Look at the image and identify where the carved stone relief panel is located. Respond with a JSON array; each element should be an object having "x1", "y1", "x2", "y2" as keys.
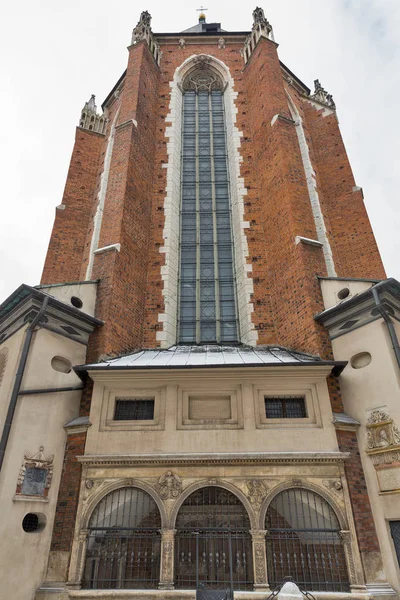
[
  {"x1": 157, "y1": 471, "x2": 182, "y2": 499},
  {"x1": 15, "y1": 446, "x2": 54, "y2": 498},
  {"x1": 246, "y1": 479, "x2": 268, "y2": 510},
  {"x1": 366, "y1": 408, "x2": 400, "y2": 493}
]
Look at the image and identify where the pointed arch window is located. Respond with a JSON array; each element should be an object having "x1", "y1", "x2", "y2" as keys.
[{"x1": 178, "y1": 67, "x2": 239, "y2": 344}]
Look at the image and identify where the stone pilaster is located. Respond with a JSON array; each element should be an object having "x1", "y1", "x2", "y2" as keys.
[
  {"x1": 67, "y1": 528, "x2": 89, "y2": 589},
  {"x1": 159, "y1": 528, "x2": 176, "y2": 590},
  {"x1": 250, "y1": 529, "x2": 269, "y2": 592}
]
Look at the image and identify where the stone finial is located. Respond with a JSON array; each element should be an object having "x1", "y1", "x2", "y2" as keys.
[
  {"x1": 132, "y1": 10, "x2": 152, "y2": 43},
  {"x1": 310, "y1": 79, "x2": 336, "y2": 109},
  {"x1": 252, "y1": 7, "x2": 273, "y2": 36},
  {"x1": 131, "y1": 10, "x2": 161, "y2": 66},
  {"x1": 79, "y1": 94, "x2": 107, "y2": 134},
  {"x1": 242, "y1": 7, "x2": 274, "y2": 64},
  {"x1": 87, "y1": 94, "x2": 96, "y2": 112}
]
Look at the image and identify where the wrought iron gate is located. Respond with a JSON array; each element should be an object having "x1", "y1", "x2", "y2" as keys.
[{"x1": 194, "y1": 531, "x2": 234, "y2": 600}]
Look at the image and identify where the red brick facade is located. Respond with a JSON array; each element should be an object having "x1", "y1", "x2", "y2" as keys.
[{"x1": 41, "y1": 22, "x2": 386, "y2": 583}]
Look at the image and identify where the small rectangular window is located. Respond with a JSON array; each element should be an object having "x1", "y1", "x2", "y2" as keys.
[
  {"x1": 114, "y1": 399, "x2": 155, "y2": 421},
  {"x1": 390, "y1": 521, "x2": 400, "y2": 566},
  {"x1": 264, "y1": 396, "x2": 307, "y2": 419}
]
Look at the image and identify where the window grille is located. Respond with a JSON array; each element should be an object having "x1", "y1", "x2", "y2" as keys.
[
  {"x1": 390, "y1": 521, "x2": 400, "y2": 566},
  {"x1": 114, "y1": 399, "x2": 155, "y2": 421},
  {"x1": 266, "y1": 488, "x2": 350, "y2": 592},
  {"x1": 82, "y1": 487, "x2": 161, "y2": 589},
  {"x1": 175, "y1": 486, "x2": 253, "y2": 590},
  {"x1": 265, "y1": 396, "x2": 306, "y2": 419},
  {"x1": 178, "y1": 76, "x2": 238, "y2": 344}
]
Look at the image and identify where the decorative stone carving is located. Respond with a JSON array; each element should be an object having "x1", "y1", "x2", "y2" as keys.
[
  {"x1": 310, "y1": 79, "x2": 336, "y2": 109},
  {"x1": 79, "y1": 95, "x2": 107, "y2": 134},
  {"x1": 366, "y1": 409, "x2": 400, "y2": 449},
  {"x1": 339, "y1": 530, "x2": 357, "y2": 584},
  {"x1": 182, "y1": 64, "x2": 224, "y2": 92},
  {"x1": 254, "y1": 541, "x2": 266, "y2": 583},
  {"x1": 246, "y1": 479, "x2": 267, "y2": 509},
  {"x1": 16, "y1": 446, "x2": 54, "y2": 497},
  {"x1": 366, "y1": 409, "x2": 400, "y2": 492},
  {"x1": 159, "y1": 529, "x2": 176, "y2": 589},
  {"x1": 162, "y1": 540, "x2": 173, "y2": 578},
  {"x1": 157, "y1": 470, "x2": 182, "y2": 499},
  {"x1": 323, "y1": 479, "x2": 343, "y2": 495},
  {"x1": 85, "y1": 479, "x2": 94, "y2": 489},
  {"x1": 179, "y1": 38, "x2": 185, "y2": 48},
  {"x1": 218, "y1": 37, "x2": 226, "y2": 49}
]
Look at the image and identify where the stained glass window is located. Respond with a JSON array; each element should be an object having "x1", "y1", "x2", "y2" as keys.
[{"x1": 178, "y1": 71, "x2": 238, "y2": 344}]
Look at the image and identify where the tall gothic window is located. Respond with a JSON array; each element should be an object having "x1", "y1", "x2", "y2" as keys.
[
  {"x1": 175, "y1": 486, "x2": 253, "y2": 590},
  {"x1": 178, "y1": 67, "x2": 238, "y2": 344},
  {"x1": 82, "y1": 487, "x2": 161, "y2": 589},
  {"x1": 266, "y1": 488, "x2": 349, "y2": 592}
]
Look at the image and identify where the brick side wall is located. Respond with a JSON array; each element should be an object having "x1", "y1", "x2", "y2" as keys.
[
  {"x1": 41, "y1": 129, "x2": 104, "y2": 285},
  {"x1": 50, "y1": 382, "x2": 93, "y2": 553},
  {"x1": 302, "y1": 101, "x2": 386, "y2": 280},
  {"x1": 337, "y1": 429, "x2": 380, "y2": 554},
  {"x1": 88, "y1": 42, "x2": 161, "y2": 358},
  {"x1": 243, "y1": 39, "x2": 330, "y2": 356},
  {"x1": 50, "y1": 431, "x2": 86, "y2": 552}
]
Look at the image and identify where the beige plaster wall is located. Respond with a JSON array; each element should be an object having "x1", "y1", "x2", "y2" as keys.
[
  {"x1": 332, "y1": 319, "x2": 400, "y2": 592},
  {"x1": 0, "y1": 326, "x2": 87, "y2": 600},
  {"x1": 40, "y1": 282, "x2": 98, "y2": 317},
  {"x1": 0, "y1": 326, "x2": 26, "y2": 429},
  {"x1": 85, "y1": 368, "x2": 340, "y2": 456},
  {"x1": 320, "y1": 279, "x2": 374, "y2": 310}
]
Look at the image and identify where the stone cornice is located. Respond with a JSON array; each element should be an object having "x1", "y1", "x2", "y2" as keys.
[
  {"x1": 85, "y1": 364, "x2": 336, "y2": 383},
  {"x1": 0, "y1": 284, "x2": 103, "y2": 345},
  {"x1": 78, "y1": 451, "x2": 349, "y2": 467},
  {"x1": 315, "y1": 279, "x2": 400, "y2": 340}
]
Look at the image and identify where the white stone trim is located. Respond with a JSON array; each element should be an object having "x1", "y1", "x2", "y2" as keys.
[
  {"x1": 295, "y1": 236, "x2": 324, "y2": 248},
  {"x1": 94, "y1": 243, "x2": 121, "y2": 255},
  {"x1": 286, "y1": 91, "x2": 336, "y2": 277},
  {"x1": 158, "y1": 55, "x2": 257, "y2": 347},
  {"x1": 85, "y1": 108, "x2": 120, "y2": 280}
]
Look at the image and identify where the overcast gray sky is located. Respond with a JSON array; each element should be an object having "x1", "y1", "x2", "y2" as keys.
[{"x1": 0, "y1": 0, "x2": 399, "y2": 301}]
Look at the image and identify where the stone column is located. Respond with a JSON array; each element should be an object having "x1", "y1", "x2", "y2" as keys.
[
  {"x1": 251, "y1": 529, "x2": 269, "y2": 592},
  {"x1": 67, "y1": 528, "x2": 89, "y2": 589},
  {"x1": 159, "y1": 528, "x2": 176, "y2": 590},
  {"x1": 340, "y1": 529, "x2": 366, "y2": 591}
]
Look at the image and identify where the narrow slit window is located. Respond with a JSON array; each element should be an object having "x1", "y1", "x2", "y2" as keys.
[
  {"x1": 264, "y1": 396, "x2": 307, "y2": 419},
  {"x1": 178, "y1": 68, "x2": 238, "y2": 344},
  {"x1": 114, "y1": 399, "x2": 155, "y2": 421}
]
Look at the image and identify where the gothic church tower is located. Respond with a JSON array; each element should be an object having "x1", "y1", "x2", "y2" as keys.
[{"x1": 1, "y1": 9, "x2": 400, "y2": 600}]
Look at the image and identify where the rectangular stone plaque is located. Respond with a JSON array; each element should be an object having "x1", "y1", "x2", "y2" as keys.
[{"x1": 21, "y1": 467, "x2": 47, "y2": 496}]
